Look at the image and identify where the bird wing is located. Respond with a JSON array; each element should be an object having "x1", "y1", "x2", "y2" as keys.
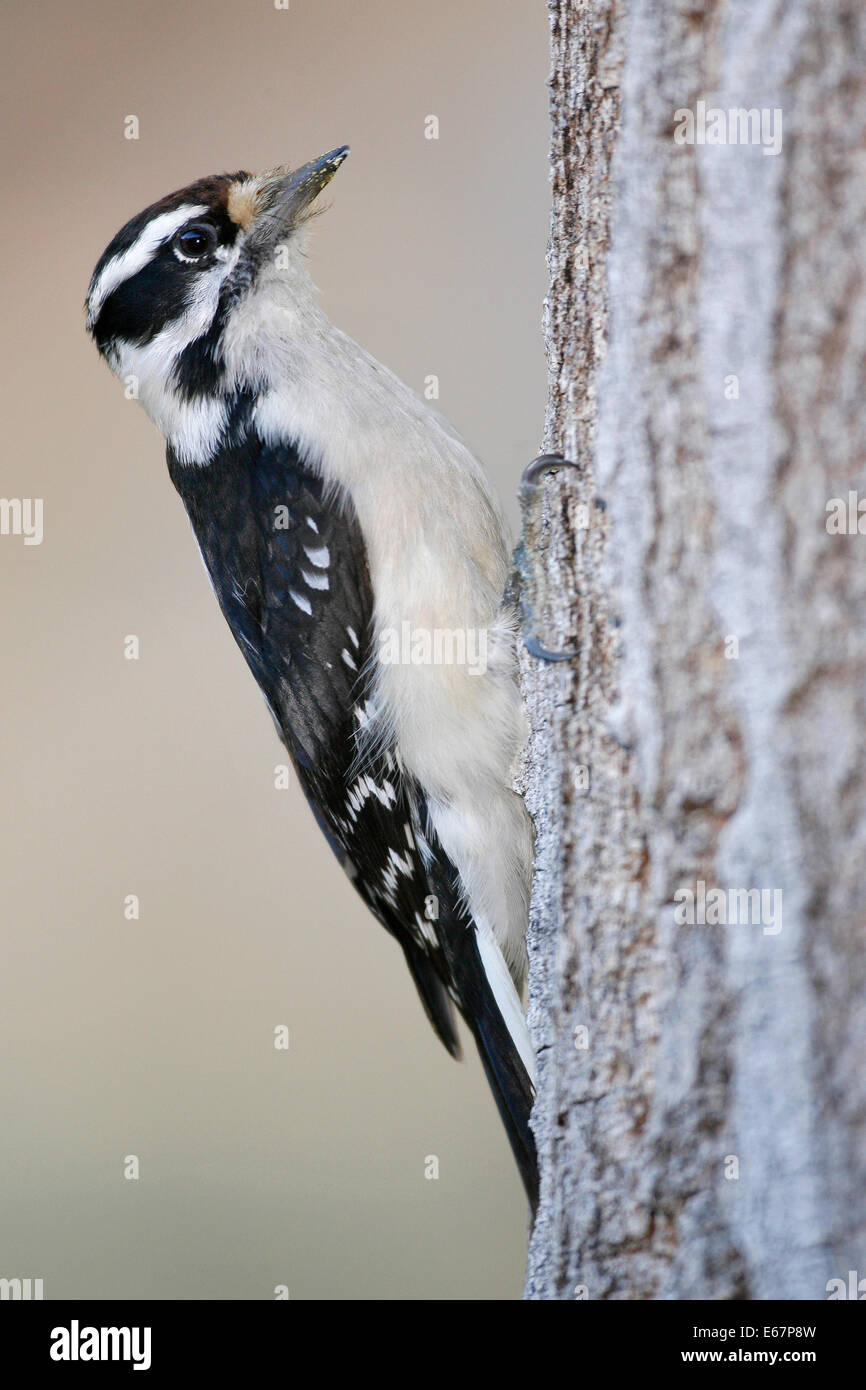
[{"x1": 169, "y1": 432, "x2": 538, "y2": 1206}]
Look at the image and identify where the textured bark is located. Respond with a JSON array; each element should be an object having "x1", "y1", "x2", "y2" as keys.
[{"x1": 520, "y1": 0, "x2": 866, "y2": 1300}]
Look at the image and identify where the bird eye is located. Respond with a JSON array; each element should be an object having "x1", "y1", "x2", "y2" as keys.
[{"x1": 173, "y1": 224, "x2": 218, "y2": 260}]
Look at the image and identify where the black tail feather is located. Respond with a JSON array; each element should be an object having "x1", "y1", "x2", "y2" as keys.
[
  {"x1": 405, "y1": 804, "x2": 539, "y2": 1215},
  {"x1": 402, "y1": 938, "x2": 462, "y2": 1059},
  {"x1": 470, "y1": 986, "x2": 539, "y2": 1218},
  {"x1": 443, "y1": 922, "x2": 539, "y2": 1217}
]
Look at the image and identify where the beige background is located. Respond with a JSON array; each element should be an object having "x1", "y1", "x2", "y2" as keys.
[{"x1": 0, "y1": 0, "x2": 548, "y2": 1299}]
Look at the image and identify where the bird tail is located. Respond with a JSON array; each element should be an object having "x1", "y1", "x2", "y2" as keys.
[
  {"x1": 450, "y1": 922, "x2": 539, "y2": 1217},
  {"x1": 403, "y1": 921, "x2": 538, "y2": 1214},
  {"x1": 406, "y1": 809, "x2": 539, "y2": 1215},
  {"x1": 471, "y1": 1013, "x2": 539, "y2": 1216}
]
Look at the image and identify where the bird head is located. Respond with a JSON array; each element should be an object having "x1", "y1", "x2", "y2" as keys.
[{"x1": 84, "y1": 147, "x2": 349, "y2": 460}]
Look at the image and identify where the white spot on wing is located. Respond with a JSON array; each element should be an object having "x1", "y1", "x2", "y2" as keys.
[
  {"x1": 304, "y1": 544, "x2": 330, "y2": 569},
  {"x1": 289, "y1": 588, "x2": 312, "y2": 615},
  {"x1": 353, "y1": 698, "x2": 377, "y2": 729},
  {"x1": 366, "y1": 776, "x2": 397, "y2": 808},
  {"x1": 388, "y1": 845, "x2": 413, "y2": 874}
]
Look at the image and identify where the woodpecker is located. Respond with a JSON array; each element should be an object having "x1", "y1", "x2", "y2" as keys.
[{"x1": 85, "y1": 147, "x2": 538, "y2": 1211}]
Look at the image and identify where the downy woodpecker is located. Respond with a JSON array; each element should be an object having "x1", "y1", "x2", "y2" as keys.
[{"x1": 85, "y1": 148, "x2": 538, "y2": 1211}]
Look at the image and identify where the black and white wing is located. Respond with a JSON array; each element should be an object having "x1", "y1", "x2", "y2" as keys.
[{"x1": 169, "y1": 430, "x2": 538, "y2": 1208}]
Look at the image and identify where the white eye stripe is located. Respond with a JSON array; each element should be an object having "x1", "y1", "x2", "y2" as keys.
[{"x1": 86, "y1": 203, "x2": 208, "y2": 327}]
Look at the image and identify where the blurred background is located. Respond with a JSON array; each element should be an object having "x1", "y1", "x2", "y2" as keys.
[{"x1": 0, "y1": 0, "x2": 548, "y2": 1298}]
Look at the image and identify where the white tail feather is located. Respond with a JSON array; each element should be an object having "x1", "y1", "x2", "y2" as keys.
[{"x1": 474, "y1": 925, "x2": 537, "y2": 1087}]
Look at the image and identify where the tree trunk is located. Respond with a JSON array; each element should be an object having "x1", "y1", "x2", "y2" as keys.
[{"x1": 520, "y1": 0, "x2": 866, "y2": 1300}]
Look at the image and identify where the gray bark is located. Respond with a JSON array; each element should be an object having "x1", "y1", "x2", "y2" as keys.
[{"x1": 519, "y1": 0, "x2": 866, "y2": 1300}]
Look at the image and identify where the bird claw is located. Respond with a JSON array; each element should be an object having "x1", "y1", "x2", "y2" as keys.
[{"x1": 519, "y1": 454, "x2": 581, "y2": 662}]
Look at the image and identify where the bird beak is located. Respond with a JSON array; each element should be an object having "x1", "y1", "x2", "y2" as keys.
[{"x1": 247, "y1": 146, "x2": 350, "y2": 251}]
